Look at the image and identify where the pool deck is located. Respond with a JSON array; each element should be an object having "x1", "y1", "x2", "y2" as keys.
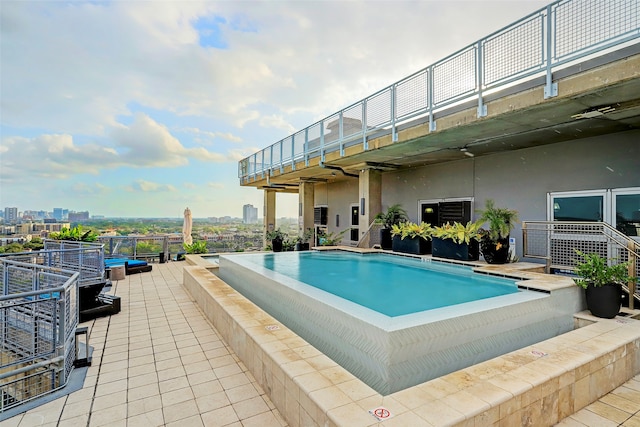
[{"x1": 3, "y1": 257, "x2": 640, "y2": 427}]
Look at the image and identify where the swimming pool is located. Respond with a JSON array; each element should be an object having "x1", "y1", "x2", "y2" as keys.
[
  {"x1": 246, "y1": 251, "x2": 518, "y2": 316},
  {"x1": 218, "y1": 250, "x2": 583, "y2": 394}
]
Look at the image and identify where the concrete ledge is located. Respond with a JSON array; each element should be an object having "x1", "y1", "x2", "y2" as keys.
[{"x1": 183, "y1": 265, "x2": 640, "y2": 427}]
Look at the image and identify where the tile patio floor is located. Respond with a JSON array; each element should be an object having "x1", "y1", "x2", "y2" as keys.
[{"x1": 1, "y1": 261, "x2": 639, "y2": 427}]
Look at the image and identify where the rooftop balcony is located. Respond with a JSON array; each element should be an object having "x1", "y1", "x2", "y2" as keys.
[{"x1": 239, "y1": 0, "x2": 640, "y2": 192}]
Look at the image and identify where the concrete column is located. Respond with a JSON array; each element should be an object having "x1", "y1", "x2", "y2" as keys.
[
  {"x1": 299, "y1": 181, "x2": 315, "y2": 236},
  {"x1": 263, "y1": 190, "x2": 276, "y2": 247},
  {"x1": 358, "y1": 169, "x2": 382, "y2": 240}
]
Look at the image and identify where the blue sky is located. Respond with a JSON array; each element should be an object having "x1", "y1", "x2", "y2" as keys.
[{"x1": 0, "y1": 0, "x2": 548, "y2": 218}]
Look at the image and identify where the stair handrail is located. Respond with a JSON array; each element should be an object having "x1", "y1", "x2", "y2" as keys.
[{"x1": 522, "y1": 220, "x2": 639, "y2": 309}]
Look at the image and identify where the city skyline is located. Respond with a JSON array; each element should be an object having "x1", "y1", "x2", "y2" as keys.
[{"x1": 1, "y1": 0, "x2": 548, "y2": 218}]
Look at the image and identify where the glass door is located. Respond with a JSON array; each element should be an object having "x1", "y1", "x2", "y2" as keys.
[
  {"x1": 612, "y1": 188, "x2": 640, "y2": 242},
  {"x1": 350, "y1": 204, "x2": 359, "y2": 242}
]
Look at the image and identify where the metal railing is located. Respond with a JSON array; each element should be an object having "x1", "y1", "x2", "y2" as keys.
[
  {"x1": 356, "y1": 222, "x2": 384, "y2": 249},
  {"x1": 239, "y1": 0, "x2": 640, "y2": 183},
  {"x1": 0, "y1": 240, "x2": 105, "y2": 289},
  {"x1": 98, "y1": 235, "x2": 180, "y2": 261},
  {"x1": 523, "y1": 221, "x2": 639, "y2": 307},
  {"x1": 0, "y1": 260, "x2": 79, "y2": 413}
]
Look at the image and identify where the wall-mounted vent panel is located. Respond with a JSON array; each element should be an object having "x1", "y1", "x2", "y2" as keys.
[{"x1": 314, "y1": 207, "x2": 328, "y2": 225}]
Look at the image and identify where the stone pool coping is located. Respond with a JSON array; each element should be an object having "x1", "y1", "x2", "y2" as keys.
[{"x1": 183, "y1": 252, "x2": 640, "y2": 426}]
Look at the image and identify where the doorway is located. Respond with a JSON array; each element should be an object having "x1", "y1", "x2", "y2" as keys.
[{"x1": 350, "y1": 204, "x2": 359, "y2": 242}]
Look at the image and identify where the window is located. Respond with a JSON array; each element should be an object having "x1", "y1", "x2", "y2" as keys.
[
  {"x1": 548, "y1": 190, "x2": 608, "y2": 223},
  {"x1": 612, "y1": 188, "x2": 640, "y2": 240},
  {"x1": 420, "y1": 199, "x2": 472, "y2": 226}
]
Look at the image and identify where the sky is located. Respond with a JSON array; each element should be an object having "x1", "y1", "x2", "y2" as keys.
[{"x1": 0, "y1": 0, "x2": 550, "y2": 219}]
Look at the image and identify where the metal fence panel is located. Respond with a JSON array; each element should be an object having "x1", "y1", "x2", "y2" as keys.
[
  {"x1": 366, "y1": 89, "x2": 392, "y2": 129},
  {"x1": 483, "y1": 13, "x2": 544, "y2": 87},
  {"x1": 554, "y1": 0, "x2": 640, "y2": 61},
  {"x1": 1, "y1": 259, "x2": 78, "y2": 414},
  {"x1": 432, "y1": 46, "x2": 477, "y2": 107},
  {"x1": 395, "y1": 70, "x2": 428, "y2": 120}
]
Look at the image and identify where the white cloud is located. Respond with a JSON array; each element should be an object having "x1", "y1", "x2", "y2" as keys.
[
  {"x1": 0, "y1": 0, "x2": 549, "y2": 216},
  {"x1": 126, "y1": 180, "x2": 177, "y2": 193},
  {"x1": 177, "y1": 127, "x2": 243, "y2": 144},
  {"x1": 111, "y1": 113, "x2": 226, "y2": 166},
  {"x1": 259, "y1": 115, "x2": 296, "y2": 135},
  {"x1": 207, "y1": 182, "x2": 225, "y2": 189},
  {"x1": 1, "y1": 0, "x2": 549, "y2": 137},
  {"x1": 227, "y1": 147, "x2": 263, "y2": 162},
  {"x1": 0, "y1": 113, "x2": 227, "y2": 182}
]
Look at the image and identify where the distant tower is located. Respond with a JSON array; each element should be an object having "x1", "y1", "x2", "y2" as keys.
[
  {"x1": 53, "y1": 208, "x2": 64, "y2": 221},
  {"x1": 4, "y1": 207, "x2": 18, "y2": 224},
  {"x1": 243, "y1": 204, "x2": 258, "y2": 224}
]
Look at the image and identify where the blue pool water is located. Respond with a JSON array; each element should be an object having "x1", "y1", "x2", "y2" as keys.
[{"x1": 240, "y1": 251, "x2": 519, "y2": 317}]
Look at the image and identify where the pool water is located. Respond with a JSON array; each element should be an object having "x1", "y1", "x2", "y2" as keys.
[{"x1": 241, "y1": 251, "x2": 519, "y2": 317}]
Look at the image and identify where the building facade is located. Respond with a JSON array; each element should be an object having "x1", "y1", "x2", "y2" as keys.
[
  {"x1": 242, "y1": 204, "x2": 258, "y2": 224},
  {"x1": 237, "y1": 1, "x2": 640, "y2": 257},
  {"x1": 3, "y1": 207, "x2": 18, "y2": 224}
]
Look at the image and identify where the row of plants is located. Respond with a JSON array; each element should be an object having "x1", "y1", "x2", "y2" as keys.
[
  {"x1": 266, "y1": 227, "x2": 349, "y2": 252},
  {"x1": 379, "y1": 200, "x2": 517, "y2": 263}
]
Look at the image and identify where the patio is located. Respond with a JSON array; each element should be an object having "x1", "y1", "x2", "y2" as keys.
[{"x1": 2, "y1": 261, "x2": 639, "y2": 426}]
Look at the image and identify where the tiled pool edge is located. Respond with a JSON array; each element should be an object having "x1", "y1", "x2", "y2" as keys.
[{"x1": 183, "y1": 265, "x2": 640, "y2": 427}]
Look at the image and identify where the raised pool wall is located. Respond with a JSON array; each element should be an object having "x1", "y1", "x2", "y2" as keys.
[
  {"x1": 182, "y1": 262, "x2": 640, "y2": 426},
  {"x1": 217, "y1": 253, "x2": 584, "y2": 395}
]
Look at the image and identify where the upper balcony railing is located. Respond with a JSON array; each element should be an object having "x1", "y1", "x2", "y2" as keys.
[{"x1": 239, "y1": 0, "x2": 640, "y2": 184}]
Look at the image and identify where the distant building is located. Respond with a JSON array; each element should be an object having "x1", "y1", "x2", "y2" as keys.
[
  {"x1": 4, "y1": 207, "x2": 18, "y2": 224},
  {"x1": 68, "y1": 211, "x2": 90, "y2": 222},
  {"x1": 243, "y1": 204, "x2": 258, "y2": 224},
  {"x1": 33, "y1": 222, "x2": 71, "y2": 234},
  {"x1": 53, "y1": 208, "x2": 64, "y2": 221}
]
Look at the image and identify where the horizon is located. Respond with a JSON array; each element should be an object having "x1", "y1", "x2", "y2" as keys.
[{"x1": 1, "y1": 0, "x2": 549, "y2": 218}]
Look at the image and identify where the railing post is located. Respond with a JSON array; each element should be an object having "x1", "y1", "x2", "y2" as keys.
[
  {"x1": 320, "y1": 120, "x2": 325, "y2": 163},
  {"x1": 477, "y1": 41, "x2": 487, "y2": 117},
  {"x1": 628, "y1": 240, "x2": 637, "y2": 310},
  {"x1": 339, "y1": 111, "x2": 344, "y2": 156},
  {"x1": 279, "y1": 141, "x2": 284, "y2": 173},
  {"x1": 362, "y1": 99, "x2": 368, "y2": 150},
  {"x1": 291, "y1": 135, "x2": 296, "y2": 171},
  {"x1": 391, "y1": 85, "x2": 398, "y2": 142},
  {"x1": 544, "y1": 4, "x2": 558, "y2": 99},
  {"x1": 304, "y1": 128, "x2": 309, "y2": 167},
  {"x1": 428, "y1": 66, "x2": 436, "y2": 132}
]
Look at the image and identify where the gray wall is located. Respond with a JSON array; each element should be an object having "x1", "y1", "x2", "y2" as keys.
[
  {"x1": 383, "y1": 130, "x2": 639, "y2": 221},
  {"x1": 314, "y1": 179, "x2": 359, "y2": 239},
  {"x1": 321, "y1": 129, "x2": 639, "y2": 253}
]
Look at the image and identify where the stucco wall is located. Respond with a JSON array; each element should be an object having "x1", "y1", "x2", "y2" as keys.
[
  {"x1": 361, "y1": 129, "x2": 639, "y2": 255},
  {"x1": 313, "y1": 179, "x2": 359, "y2": 239}
]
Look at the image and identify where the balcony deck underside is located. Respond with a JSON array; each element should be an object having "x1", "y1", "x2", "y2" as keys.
[{"x1": 247, "y1": 53, "x2": 640, "y2": 192}]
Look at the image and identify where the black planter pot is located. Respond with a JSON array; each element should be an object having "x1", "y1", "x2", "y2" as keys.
[
  {"x1": 272, "y1": 239, "x2": 283, "y2": 252},
  {"x1": 391, "y1": 235, "x2": 432, "y2": 255},
  {"x1": 295, "y1": 243, "x2": 310, "y2": 251},
  {"x1": 380, "y1": 228, "x2": 393, "y2": 250},
  {"x1": 432, "y1": 237, "x2": 479, "y2": 261},
  {"x1": 480, "y1": 236, "x2": 510, "y2": 264},
  {"x1": 585, "y1": 282, "x2": 622, "y2": 318}
]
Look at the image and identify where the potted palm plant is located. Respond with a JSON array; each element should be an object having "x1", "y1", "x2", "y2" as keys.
[
  {"x1": 476, "y1": 200, "x2": 519, "y2": 264},
  {"x1": 390, "y1": 222, "x2": 433, "y2": 255},
  {"x1": 375, "y1": 204, "x2": 409, "y2": 250},
  {"x1": 266, "y1": 228, "x2": 286, "y2": 252},
  {"x1": 294, "y1": 228, "x2": 314, "y2": 251},
  {"x1": 318, "y1": 229, "x2": 347, "y2": 246},
  {"x1": 573, "y1": 250, "x2": 635, "y2": 318},
  {"x1": 432, "y1": 221, "x2": 482, "y2": 261}
]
